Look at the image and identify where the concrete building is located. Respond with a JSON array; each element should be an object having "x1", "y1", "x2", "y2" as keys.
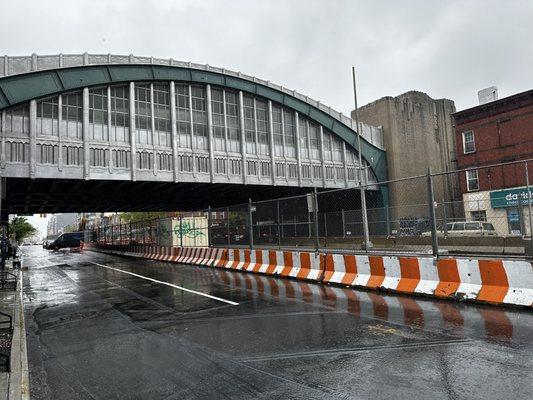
[
  {"x1": 453, "y1": 88, "x2": 533, "y2": 236},
  {"x1": 353, "y1": 91, "x2": 460, "y2": 221},
  {"x1": 46, "y1": 213, "x2": 80, "y2": 236}
]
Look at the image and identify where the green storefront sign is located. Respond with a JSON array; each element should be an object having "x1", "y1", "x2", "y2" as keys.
[{"x1": 490, "y1": 187, "x2": 533, "y2": 208}]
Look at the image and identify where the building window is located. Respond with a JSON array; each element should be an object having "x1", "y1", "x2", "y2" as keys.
[
  {"x1": 196, "y1": 156, "x2": 209, "y2": 173},
  {"x1": 113, "y1": 150, "x2": 129, "y2": 169},
  {"x1": 244, "y1": 95, "x2": 255, "y2": 155},
  {"x1": 176, "y1": 84, "x2": 191, "y2": 148},
  {"x1": 230, "y1": 159, "x2": 242, "y2": 175},
  {"x1": 225, "y1": 91, "x2": 240, "y2": 153},
  {"x1": 466, "y1": 169, "x2": 479, "y2": 191},
  {"x1": 325, "y1": 166, "x2": 334, "y2": 180},
  {"x1": 471, "y1": 210, "x2": 486, "y2": 221},
  {"x1": 215, "y1": 158, "x2": 226, "y2": 174},
  {"x1": 4, "y1": 106, "x2": 29, "y2": 134},
  {"x1": 260, "y1": 161, "x2": 271, "y2": 177},
  {"x1": 180, "y1": 154, "x2": 193, "y2": 172},
  {"x1": 110, "y1": 86, "x2": 130, "y2": 143},
  {"x1": 137, "y1": 151, "x2": 152, "y2": 170},
  {"x1": 90, "y1": 148, "x2": 107, "y2": 167},
  {"x1": 135, "y1": 84, "x2": 152, "y2": 145},
  {"x1": 301, "y1": 164, "x2": 311, "y2": 179},
  {"x1": 256, "y1": 99, "x2": 269, "y2": 155},
  {"x1": 37, "y1": 96, "x2": 59, "y2": 136},
  {"x1": 247, "y1": 160, "x2": 258, "y2": 175},
  {"x1": 288, "y1": 163, "x2": 298, "y2": 178},
  {"x1": 313, "y1": 165, "x2": 322, "y2": 179},
  {"x1": 37, "y1": 144, "x2": 58, "y2": 164},
  {"x1": 462, "y1": 130, "x2": 475, "y2": 154},
  {"x1": 275, "y1": 162, "x2": 285, "y2": 177},
  {"x1": 89, "y1": 88, "x2": 108, "y2": 141},
  {"x1": 211, "y1": 88, "x2": 226, "y2": 152},
  {"x1": 6, "y1": 142, "x2": 28, "y2": 162},
  {"x1": 157, "y1": 153, "x2": 172, "y2": 171},
  {"x1": 63, "y1": 146, "x2": 82, "y2": 166},
  {"x1": 62, "y1": 92, "x2": 83, "y2": 139},
  {"x1": 153, "y1": 84, "x2": 171, "y2": 147},
  {"x1": 192, "y1": 86, "x2": 208, "y2": 151}
]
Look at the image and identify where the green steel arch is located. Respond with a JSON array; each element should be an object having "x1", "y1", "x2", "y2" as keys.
[{"x1": 0, "y1": 64, "x2": 387, "y2": 183}]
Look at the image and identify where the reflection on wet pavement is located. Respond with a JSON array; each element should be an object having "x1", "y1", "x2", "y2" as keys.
[{"x1": 20, "y1": 246, "x2": 533, "y2": 400}]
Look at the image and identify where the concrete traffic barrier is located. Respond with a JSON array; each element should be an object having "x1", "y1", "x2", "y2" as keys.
[{"x1": 323, "y1": 253, "x2": 533, "y2": 307}]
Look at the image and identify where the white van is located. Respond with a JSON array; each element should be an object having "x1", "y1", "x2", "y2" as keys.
[{"x1": 422, "y1": 221, "x2": 497, "y2": 237}]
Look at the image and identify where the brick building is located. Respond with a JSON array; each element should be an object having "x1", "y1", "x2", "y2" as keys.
[{"x1": 453, "y1": 89, "x2": 533, "y2": 235}]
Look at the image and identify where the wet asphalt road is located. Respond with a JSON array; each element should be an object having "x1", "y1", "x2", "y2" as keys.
[{"x1": 20, "y1": 246, "x2": 533, "y2": 400}]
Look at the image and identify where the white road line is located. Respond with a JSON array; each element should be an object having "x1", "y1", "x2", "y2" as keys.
[{"x1": 90, "y1": 262, "x2": 239, "y2": 306}]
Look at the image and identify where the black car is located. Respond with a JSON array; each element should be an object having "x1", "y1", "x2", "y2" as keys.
[{"x1": 48, "y1": 232, "x2": 85, "y2": 251}]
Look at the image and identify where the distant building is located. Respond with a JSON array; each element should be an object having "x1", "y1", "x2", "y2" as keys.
[
  {"x1": 46, "y1": 213, "x2": 80, "y2": 237},
  {"x1": 354, "y1": 91, "x2": 460, "y2": 221},
  {"x1": 453, "y1": 88, "x2": 533, "y2": 236}
]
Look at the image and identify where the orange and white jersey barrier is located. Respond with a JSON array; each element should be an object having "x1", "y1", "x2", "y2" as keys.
[{"x1": 323, "y1": 254, "x2": 533, "y2": 307}]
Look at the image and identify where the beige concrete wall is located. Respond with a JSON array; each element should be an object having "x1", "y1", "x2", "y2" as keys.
[{"x1": 354, "y1": 91, "x2": 460, "y2": 221}]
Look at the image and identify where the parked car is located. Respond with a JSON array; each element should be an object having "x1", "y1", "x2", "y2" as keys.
[
  {"x1": 422, "y1": 221, "x2": 497, "y2": 237},
  {"x1": 47, "y1": 232, "x2": 85, "y2": 250}
]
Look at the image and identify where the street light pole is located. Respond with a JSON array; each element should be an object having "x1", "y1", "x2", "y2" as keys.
[{"x1": 352, "y1": 67, "x2": 372, "y2": 250}]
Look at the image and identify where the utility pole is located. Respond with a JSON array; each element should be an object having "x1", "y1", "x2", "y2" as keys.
[{"x1": 352, "y1": 67, "x2": 372, "y2": 249}]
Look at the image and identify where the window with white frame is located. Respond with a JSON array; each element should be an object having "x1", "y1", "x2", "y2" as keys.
[
  {"x1": 466, "y1": 169, "x2": 479, "y2": 191},
  {"x1": 462, "y1": 130, "x2": 475, "y2": 154}
]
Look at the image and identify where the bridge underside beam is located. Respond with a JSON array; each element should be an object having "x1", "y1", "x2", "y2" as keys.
[{"x1": 4, "y1": 178, "x2": 317, "y2": 214}]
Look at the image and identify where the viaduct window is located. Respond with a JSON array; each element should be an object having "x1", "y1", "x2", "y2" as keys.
[
  {"x1": 153, "y1": 84, "x2": 171, "y2": 147},
  {"x1": 211, "y1": 88, "x2": 225, "y2": 152},
  {"x1": 63, "y1": 146, "x2": 82, "y2": 166},
  {"x1": 244, "y1": 95, "x2": 255, "y2": 155},
  {"x1": 135, "y1": 84, "x2": 152, "y2": 145},
  {"x1": 89, "y1": 88, "x2": 108, "y2": 141},
  {"x1": 175, "y1": 84, "x2": 191, "y2": 148},
  {"x1": 283, "y1": 110, "x2": 296, "y2": 158},
  {"x1": 309, "y1": 123, "x2": 320, "y2": 160},
  {"x1": 110, "y1": 86, "x2": 129, "y2": 143},
  {"x1": 3, "y1": 106, "x2": 29, "y2": 134},
  {"x1": 6, "y1": 141, "x2": 28, "y2": 162},
  {"x1": 255, "y1": 99, "x2": 269, "y2": 156},
  {"x1": 299, "y1": 116, "x2": 309, "y2": 159},
  {"x1": 37, "y1": 144, "x2": 58, "y2": 164},
  {"x1": 62, "y1": 92, "x2": 83, "y2": 139},
  {"x1": 37, "y1": 97, "x2": 59, "y2": 136},
  {"x1": 191, "y1": 86, "x2": 208, "y2": 151},
  {"x1": 272, "y1": 104, "x2": 283, "y2": 156},
  {"x1": 90, "y1": 148, "x2": 107, "y2": 167},
  {"x1": 225, "y1": 91, "x2": 240, "y2": 153}
]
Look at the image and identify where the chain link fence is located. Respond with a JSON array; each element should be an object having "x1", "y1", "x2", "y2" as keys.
[{"x1": 92, "y1": 159, "x2": 533, "y2": 258}]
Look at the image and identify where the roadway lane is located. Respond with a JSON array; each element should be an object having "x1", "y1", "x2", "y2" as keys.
[{"x1": 21, "y1": 246, "x2": 533, "y2": 399}]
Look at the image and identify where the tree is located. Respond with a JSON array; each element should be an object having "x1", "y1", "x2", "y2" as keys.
[
  {"x1": 8, "y1": 217, "x2": 37, "y2": 243},
  {"x1": 120, "y1": 212, "x2": 170, "y2": 223}
]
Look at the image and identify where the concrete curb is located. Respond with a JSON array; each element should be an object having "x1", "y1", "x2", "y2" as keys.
[{"x1": 8, "y1": 270, "x2": 29, "y2": 400}]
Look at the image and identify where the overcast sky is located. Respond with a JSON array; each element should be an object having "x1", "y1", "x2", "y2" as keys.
[{"x1": 2, "y1": 0, "x2": 532, "y2": 114}]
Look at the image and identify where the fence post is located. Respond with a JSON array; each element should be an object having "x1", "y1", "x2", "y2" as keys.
[
  {"x1": 385, "y1": 206, "x2": 390, "y2": 237},
  {"x1": 427, "y1": 167, "x2": 439, "y2": 257},
  {"x1": 524, "y1": 161, "x2": 533, "y2": 257},
  {"x1": 226, "y1": 206, "x2": 230, "y2": 247},
  {"x1": 207, "y1": 206, "x2": 212, "y2": 248},
  {"x1": 442, "y1": 199, "x2": 448, "y2": 236},
  {"x1": 313, "y1": 187, "x2": 320, "y2": 252},
  {"x1": 248, "y1": 198, "x2": 254, "y2": 250},
  {"x1": 179, "y1": 213, "x2": 183, "y2": 248},
  {"x1": 341, "y1": 209, "x2": 346, "y2": 238},
  {"x1": 276, "y1": 200, "x2": 281, "y2": 249}
]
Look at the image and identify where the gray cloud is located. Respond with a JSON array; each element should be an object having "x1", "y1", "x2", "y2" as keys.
[{"x1": 2, "y1": 0, "x2": 532, "y2": 112}]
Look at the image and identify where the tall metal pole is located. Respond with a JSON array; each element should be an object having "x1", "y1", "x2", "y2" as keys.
[
  {"x1": 352, "y1": 67, "x2": 372, "y2": 249},
  {"x1": 207, "y1": 206, "x2": 212, "y2": 248}
]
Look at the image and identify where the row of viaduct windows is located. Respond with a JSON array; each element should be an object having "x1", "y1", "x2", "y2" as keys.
[{"x1": 0, "y1": 82, "x2": 356, "y2": 165}]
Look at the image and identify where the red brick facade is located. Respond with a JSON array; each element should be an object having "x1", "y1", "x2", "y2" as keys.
[{"x1": 453, "y1": 89, "x2": 533, "y2": 194}]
